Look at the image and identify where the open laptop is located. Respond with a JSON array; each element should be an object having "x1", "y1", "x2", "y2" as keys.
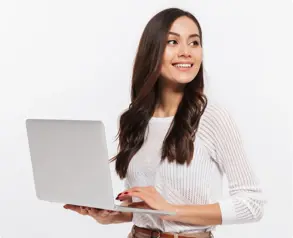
[{"x1": 25, "y1": 119, "x2": 176, "y2": 216}]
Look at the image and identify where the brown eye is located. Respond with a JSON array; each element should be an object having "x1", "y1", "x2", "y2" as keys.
[
  {"x1": 191, "y1": 41, "x2": 199, "y2": 46},
  {"x1": 167, "y1": 40, "x2": 177, "y2": 45}
]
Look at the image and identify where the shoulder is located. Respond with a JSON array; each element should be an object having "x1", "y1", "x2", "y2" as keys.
[
  {"x1": 199, "y1": 98, "x2": 234, "y2": 134},
  {"x1": 196, "y1": 98, "x2": 241, "y2": 158}
]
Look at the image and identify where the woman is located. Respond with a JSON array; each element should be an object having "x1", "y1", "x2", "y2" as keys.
[{"x1": 64, "y1": 7, "x2": 266, "y2": 238}]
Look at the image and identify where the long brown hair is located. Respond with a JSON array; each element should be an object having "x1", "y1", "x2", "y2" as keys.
[{"x1": 111, "y1": 8, "x2": 207, "y2": 179}]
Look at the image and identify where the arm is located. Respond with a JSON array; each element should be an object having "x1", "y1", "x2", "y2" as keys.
[
  {"x1": 111, "y1": 199, "x2": 133, "y2": 224},
  {"x1": 164, "y1": 106, "x2": 266, "y2": 225}
]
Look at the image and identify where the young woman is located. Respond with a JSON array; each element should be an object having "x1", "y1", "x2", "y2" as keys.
[{"x1": 64, "y1": 7, "x2": 266, "y2": 238}]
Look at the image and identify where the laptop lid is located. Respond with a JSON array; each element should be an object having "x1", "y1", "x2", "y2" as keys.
[{"x1": 25, "y1": 119, "x2": 116, "y2": 210}]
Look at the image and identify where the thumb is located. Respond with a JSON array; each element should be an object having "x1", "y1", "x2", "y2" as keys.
[
  {"x1": 159, "y1": 215, "x2": 175, "y2": 221},
  {"x1": 127, "y1": 201, "x2": 149, "y2": 209}
]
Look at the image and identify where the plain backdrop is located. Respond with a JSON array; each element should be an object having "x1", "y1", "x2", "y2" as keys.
[{"x1": 0, "y1": 0, "x2": 292, "y2": 237}]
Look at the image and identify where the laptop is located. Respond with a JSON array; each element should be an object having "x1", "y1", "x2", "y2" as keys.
[{"x1": 25, "y1": 119, "x2": 176, "y2": 216}]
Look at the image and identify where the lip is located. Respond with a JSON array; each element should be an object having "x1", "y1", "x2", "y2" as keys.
[
  {"x1": 172, "y1": 62, "x2": 194, "y2": 65},
  {"x1": 172, "y1": 62, "x2": 194, "y2": 72}
]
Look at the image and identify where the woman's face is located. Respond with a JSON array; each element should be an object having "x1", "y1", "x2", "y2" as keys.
[{"x1": 160, "y1": 16, "x2": 203, "y2": 86}]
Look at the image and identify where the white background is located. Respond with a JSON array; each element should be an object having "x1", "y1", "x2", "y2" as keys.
[{"x1": 0, "y1": 0, "x2": 292, "y2": 237}]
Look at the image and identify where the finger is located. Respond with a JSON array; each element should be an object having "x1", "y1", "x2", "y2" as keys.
[
  {"x1": 120, "y1": 191, "x2": 149, "y2": 202},
  {"x1": 126, "y1": 186, "x2": 155, "y2": 194},
  {"x1": 117, "y1": 189, "x2": 148, "y2": 201},
  {"x1": 116, "y1": 186, "x2": 148, "y2": 197},
  {"x1": 99, "y1": 210, "x2": 109, "y2": 217},
  {"x1": 160, "y1": 215, "x2": 176, "y2": 221},
  {"x1": 64, "y1": 204, "x2": 78, "y2": 210},
  {"x1": 127, "y1": 201, "x2": 150, "y2": 209},
  {"x1": 64, "y1": 204, "x2": 82, "y2": 213},
  {"x1": 127, "y1": 201, "x2": 144, "y2": 208},
  {"x1": 87, "y1": 208, "x2": 95, "y2": 215},
  {"x1": 117, "y1": 194, "x2": 132, "y2": 201},
  {"x1": 79, "y1": 207, "x2": 89, "y2": 215},
  {"x1": 99, "y1": 209, "x2": 118, "y2": 217},
  {"x1": 120, "y1": 187, "x2": 145, "y2": 194},
  {"x1": 88, "y1": 208, "x2": 103, "y2": 217},
  {"x1": 108, "y1": 211, "x2": 121, "y2": 216},
  {"x1": 87, "y1": 207, "x2": 103, "y2": 212}
]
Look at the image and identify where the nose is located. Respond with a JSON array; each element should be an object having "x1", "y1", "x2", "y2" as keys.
[{"x1": 178, "y1": 44, "x2": 191, "y2": 58}]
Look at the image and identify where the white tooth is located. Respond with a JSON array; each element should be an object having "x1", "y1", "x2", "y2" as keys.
[{"x1": 175, "y1": 64, "x2": 191, "y2": 68}]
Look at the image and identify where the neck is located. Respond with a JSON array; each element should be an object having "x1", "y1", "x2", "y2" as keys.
[{"x1": 153, "y1": 79, "x2": 185, "y2": 118}]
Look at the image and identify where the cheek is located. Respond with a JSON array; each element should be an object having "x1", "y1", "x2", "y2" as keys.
[
  {"x1": 193, "y1": 48, "x2": 203, "y2": 63},
  {"x1": 161, "y1": 50, "x2": 173, "y2": 67},
  {"x1": 160, "y1": 51, "x2": 174, "y2": 74},
  {"x1": 160, "y1": 64, "x2": 171, "y2": 79}
]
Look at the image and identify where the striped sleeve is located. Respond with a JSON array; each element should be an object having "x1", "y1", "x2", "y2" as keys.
[
  {"x1": 208, "y1": 104, "x2": 266, "y2": 225},
  {"x1": 124, "y1": 178, "x2": 131, "y2": 189}
]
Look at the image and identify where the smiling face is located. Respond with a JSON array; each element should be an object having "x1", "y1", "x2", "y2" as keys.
[{"x1": 160, "y1": 16, "x2": 203, "y2": 86}]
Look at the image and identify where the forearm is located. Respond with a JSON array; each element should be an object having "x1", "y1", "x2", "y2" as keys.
[
  {"x1": 112, "y1": 211, "x2": 133, "y2": 224},
  {"x1": 168, "y1": 203, "x2": 222, "y2": 226}
]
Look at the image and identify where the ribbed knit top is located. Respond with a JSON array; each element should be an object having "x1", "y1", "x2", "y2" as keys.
[{"x1": 124, "y1": 100, "x2": 266, "y2": 233}]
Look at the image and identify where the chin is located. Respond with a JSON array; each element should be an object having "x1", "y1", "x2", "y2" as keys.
[
  {"x1": 159, "y1": 73, "x2": 196, "y2": 86},
  {"x1": 174, "y1": 77, "x2": 195, "y2": 84}
]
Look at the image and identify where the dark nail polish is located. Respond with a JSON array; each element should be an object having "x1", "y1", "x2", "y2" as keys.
[{"x1": 124, "y1": 192, "x2": 128, "y2": 194}]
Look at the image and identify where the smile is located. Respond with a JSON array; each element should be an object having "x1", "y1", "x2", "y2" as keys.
[{"x1": 172, "y1": 63, "x2": 194, "y2": 71}]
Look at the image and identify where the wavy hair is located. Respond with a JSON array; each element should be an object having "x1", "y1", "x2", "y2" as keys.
[{"x1": 111, "y1": 8, "x2": 207, "y2": 179}]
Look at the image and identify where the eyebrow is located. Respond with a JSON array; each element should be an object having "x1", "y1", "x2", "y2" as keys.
[{"x1": 168, "y1": 31, "x2": 200, "y2": 39}]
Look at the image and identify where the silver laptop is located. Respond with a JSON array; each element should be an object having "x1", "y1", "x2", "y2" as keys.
[{"x1": 25, "y1": 119, "x2": 176, "y2": 216}]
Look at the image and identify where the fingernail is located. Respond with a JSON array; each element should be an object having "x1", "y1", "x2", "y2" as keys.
[
  {"x1": 123, "y1": 192, "x2": 128, "y2": 194},
  {"x1": 115, "y1": 193, "x2": 121, "y2": 199}
]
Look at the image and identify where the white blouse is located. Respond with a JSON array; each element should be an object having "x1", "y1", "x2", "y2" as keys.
[{"x1": 124, "y1": 100, "x2": 266, "y2": 233}]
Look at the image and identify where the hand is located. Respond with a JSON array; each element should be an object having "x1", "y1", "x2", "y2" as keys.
[
  {"x1": 63, "y1": 204, "x2": 122, "y2": 225},
  {"x1": 116, "y1": 186, "x2": 177, "y2": 220}
]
